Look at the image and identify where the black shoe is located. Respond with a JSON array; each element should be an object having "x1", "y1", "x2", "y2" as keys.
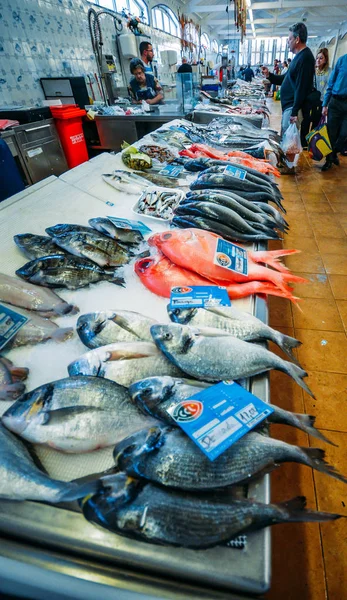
[
  {"x1": 332, "y1": 154, "x2": 340, "y2": 166},
  {"x1": 322, "y1": 159, "x2": 333, "y2": 171}
]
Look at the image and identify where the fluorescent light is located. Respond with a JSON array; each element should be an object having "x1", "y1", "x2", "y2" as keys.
[
  {"x1": 308, "y1": 35, "x2": 318, "y2": 38},
  {"x1": 246, "y1": 0, "x2": 251, "y2": 7},
  {"x1": 248, "y1": 8, "x2": 253, "y2": 20}
]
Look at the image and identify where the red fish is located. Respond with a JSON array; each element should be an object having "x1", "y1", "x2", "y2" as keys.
[
  {"x1": 148, "y1": 229, "x2": 307, "y2": 293},
  {"x1": 134, "y1": 254, "x2": 300, "y2": 302}
]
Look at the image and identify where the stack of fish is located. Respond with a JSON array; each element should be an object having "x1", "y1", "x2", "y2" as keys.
[
  {"x1": 13, "y1": 217, "x2": 145, "y2": 291},
  {"x1": 135, "y1": 229, "x2": 305, "y2": 302},
  {"x1": 103, "y1": 169, "x2": 179, "y2": 193},
  {"x1": 135, "y1": 188, "x2": 185, "y2": 220},
  {"x1": 180, "y1": 144, "x2": 280, "y2": 177}
]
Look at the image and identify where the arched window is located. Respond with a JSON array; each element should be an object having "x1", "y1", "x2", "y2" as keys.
[
  {"x1": 86, "y1": 0, "x2": 149, "y2": 24},
  {"x1": 152, "y1": 5, "x2": 179, "y2": 37},
  {"x1": 184, "y1": 22, "x2": 199, "y2": 46},
  {"x1": 212, "y1": 39, "x2": 218, "y2": 53},
  {"x1": 200, "y1": 32, "x2": 210, "y2": 50}
]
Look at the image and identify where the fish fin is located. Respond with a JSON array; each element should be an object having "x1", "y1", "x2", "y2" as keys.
[
  {"x1": 110, "y1": 314, "x2": 142, "y2": 340},
  {"x1": 299, "y1": 447, "x2": 347, "y2": 483},
  {"x1": 181, "y1": 332, "x2": 195, "y2": 353},
  {"x1": 108, "y1": 348, "x2": 157, "y2": 361},
  {"x1": 278, "y1": 496, "x2": 343, "y2": 523},
  {"x1": 282, "y1": 362, "x2": 315, "y2": 398},
  {"x1": 290, "y1": 414, "x2": 337, "y2": 446},
  {"x1": 250, "y1": 249, "x2": 301, "y2": 272},
  {"x1": 107, "y1": 273, "x2": 126, "y2": 287},
  {"x1": 0, "y1": 382, "x2": 26, "y2": 401},
  {"x1": 275, "y1": 331, "x2": 302, "y2": 363},
  {"x1": 7, "y1": 366, "x2": 29, "y2": 382},
  {"x1": 59, "y1": 477, "x2": 105, "y2": 503},
  {"x1": 42, "y1": 406, "x2": 101, "y2": 426},
  {"x1": 51, "y1": 327, "x2": 74, "y2": 342}
]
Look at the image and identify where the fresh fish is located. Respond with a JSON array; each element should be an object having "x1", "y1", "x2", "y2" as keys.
[
  {"x1": 82, "y1": 473, "x2": 342, "y2": 549},
  {"x1": 133, "y1": 170, "x2": 178, "y2": 188},
  {"x1": 2, "y1": 376, "x2": 157, "y2": 453},
  {"x1": 52, "y1": 231, "x2": 131, "y2": 268},
  {"x1": 0, "y1": 357, "x2": 29, "y2": 382},
  {"x1": 68, "y1": 341, "x2": 184, "y2": 387},
  {"x1": 0, "y1": 424, "x2": 102, "y2": 502},
  {"x1": 102, "y1": 171, "x2": 148, "y2": 195},
  {"x1": 137, "y1": 188, "x2": 183, "y2": 220},
  {"x1": 13, "y1": 234, "x2": 66, "y2": 259},
  {"x1": 46, "y1": 224, "x2": 95, "y2": 237},
  {"x1": 167, "y1": 305, "x2": 301, "y2": 362},
  {"x1": 150, "y1": 323, "x2": 314, "y2": 397},
  {"x1": 16, "y1": 255, "x2": 125, "y2": 290},
  {"x1": 0, "y1": 272, "x2": 78, "y2": 316},
  {"x1": 114, "y1": 426, "x2": 347, "y2": 490},
  {"x1": 77, "y1": 310, "x2": 157, "y2": 349},
  {"x1": 88, "y1": 218, "x2": 143, "y2": 245},
  {"x1": 135, "y1": 255, "x2": 300, "y2": 303},
  {"x1": 0, "y1": 302, "x2": 73, "y2": 348},
  {"x1": 0, "y1": 359, "x2": 25, "y2": 401},
  {"x1": 129, "y1": 376, "x2": 334, "y2": 444}
]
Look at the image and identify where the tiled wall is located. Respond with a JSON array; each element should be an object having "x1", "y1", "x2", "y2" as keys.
[{"x1": 0, "y1": 0, "x2": 121, "y2": 106}]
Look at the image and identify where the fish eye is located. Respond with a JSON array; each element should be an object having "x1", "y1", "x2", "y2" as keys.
[
  {"x1": 173, "y1": 309, "x2": 180, "y2": 316},
  {"x1": 138, "y1": 259, "x2": 153, "y2": 272},
  {"x1": 122, "y1": 443, "x2": 137, "y2": 458},
  {"x1": 164, "y1": 332, "x2": 173, "y2": 341},
  {"x1": 163, "y1": 233, "x2": 172, "y2": 240}
]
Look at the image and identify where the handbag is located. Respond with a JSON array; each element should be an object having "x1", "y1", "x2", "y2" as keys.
[{"x1": 306, "y1": 116, "x2": 332, "y2": 161}]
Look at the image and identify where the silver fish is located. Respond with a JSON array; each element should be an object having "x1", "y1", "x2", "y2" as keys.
[
  {"x1": 16, "y1": 255, "x2": 125, "y2": 290},
  {"x1": 82, "y1": 473, "x2": 342, "y2": 549},
  {"x1": 0, "y1": 272, "x2": 78, "y2": 316},
  {"x1": 0, "y1": 424, "x2": 101, "y2": 502},
  {"x1": 88, "y1": 218, "x2": 143, "y2": 245},
  {"x1": 129, "y1": 376, "x2": 333, "y2": 444},
  {"x1": 114, "y1": 426, "x2": 347, "y2": 490},
  {"x1": 77, "y1": 310, "x2": 157, "y2": 349},
  {"x1": 0, "y1": 359, "x2": 25, "y2": 401},
  {"x1": 68, "y1": 342, "x2": 184, "y2": 387},
  {"x1": 150, "y1": 323, "x2": 314, "y2": 397},
  {"x1": 0, "y1": 302, "x2": 73, "y2": 347},
  {"x1": 102, "y1": 170, "x2": 149, "y2": 195},
  {"x1": 2, "y1": 376, "x2": 157, "y2": 453},
  {"x1": 45, "y1": 224, "x2": 95, "y2": 237},
  {"x1": 167, "y1": 305, "x2": 301, "y2": 363},
  {"x1": 53, "y1": 231, "x2": 131, "y2": 268},
  {"x1": 13, "y1": 234, "x2": 66, "y2": 259}
]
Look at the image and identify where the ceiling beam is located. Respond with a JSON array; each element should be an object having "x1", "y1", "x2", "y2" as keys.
[
  {"x1": 192, "y1": 0, "x2": 347, "y2": 12},
  {"x1": 210, "y1": 16, "x2": 342, "y2": 25}
]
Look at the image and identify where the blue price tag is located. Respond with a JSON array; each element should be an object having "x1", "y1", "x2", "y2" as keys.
[
  {"x1": 224, "y1": 164, "x2": 247, "y2": 180},
  {"x1": 159, "y1": 164, "x2": 184, "y2": 178},
  {"x1": 167, "y1": 381, "x2": 273, "y2": 461},
  {"x1": 0, "y1": 304, "x2": 29, "y2": 350},
  {"x1": 214, "y1": 238, "x2": 248, "y2": 275},
  {"x1": 107, "y1": 216, "x2": 152, "y2": 235},
  {"x1": 169, "y1": 285, "x2": 231, "y2": 309}
]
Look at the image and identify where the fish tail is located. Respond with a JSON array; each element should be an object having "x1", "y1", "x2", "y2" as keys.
[
  {"x1": 280, "y1": 362, "x2": 315, "y2": 397},
  {"x1": 274, "y1": 331, "x2": 302, "y2": 363},
  {"x1": 250, "y1": 249, "x2": 301, "y2": 272},
  {"x1": 60, "y1": 474, "x2": 109, "y2": 502},
  {"x1": 297, "y1": 448, "x2": 347, "y2": 484},
  {"x1": 106, "y1": 271, "x2": 126, "y2": 287},
  {"x1": 280, "y1": 272, "x2": 309, "y2": 286},
  {"x1": 278, "y1": 496, "x2": 343, "y2": 523},
  {"x1": 51, "y1": 327, "x2": 74, "y2": 342},
  {"x1": 290, "y1": 414, "x2": 336, "y2": 446},
  {"x1": 60, "y1": 303, "x2": 79, "y2": 316}
]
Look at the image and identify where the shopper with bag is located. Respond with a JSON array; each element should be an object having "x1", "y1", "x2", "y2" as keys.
[
  {"x1": 321, "y1": 53, "x2": 347, "y2": 171},
  {"x1": 262, "y1": 22, "x2": 315, "y2": 141},
  {"x1": 300, "y1": 49, "x2": 329, "y2": 148}
]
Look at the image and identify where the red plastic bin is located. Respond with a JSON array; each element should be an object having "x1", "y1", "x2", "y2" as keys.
[{"x1": 50, "y1": 104, "x2": 88, "y2": 169}]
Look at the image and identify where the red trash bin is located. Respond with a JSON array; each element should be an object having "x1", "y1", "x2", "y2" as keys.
[{"x1": 50, "y1": 104, "x2": 88, "y2": 168}]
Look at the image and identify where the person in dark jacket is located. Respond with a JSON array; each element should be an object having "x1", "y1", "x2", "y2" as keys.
[
  {"x1": 243, "y1": 63, "x2": 254, "y2": 83},
  {"x1": 321, "y1": 53, "x2": 347, "y2": 171},
  {"x1": 128, "y1": 58, "x2": 163, "y2": 104},
  {"x1": 262, "y1": 22, "x2": 315, "y2": 136},
  {"x1": 177, "y1": 57, "x2": 192, "y2": 74}
]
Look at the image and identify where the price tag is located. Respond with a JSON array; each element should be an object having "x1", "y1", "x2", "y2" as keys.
[
  {"x1": 167, "y1": 381, "x2": 273, "y2": 461},
  {"x1": 169, "y1": 285, "x2": 231, "y2": 309},
  {"x1": 224, "y1": 164, "x2": 247, "y2": 180},
  {"x1": 214, "y1": 238, "x2": 248, "y2": 276},
  {"x1": 107, "y1": 216, "x2": 152, "y2": 235},
  {"x1": 159, "y1": 164, "x2": 184, "y2": 178},
  {"x1": 0, "y1": 304, "x2": 29, "y2": 350}
]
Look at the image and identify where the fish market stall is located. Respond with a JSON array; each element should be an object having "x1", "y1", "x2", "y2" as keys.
[{"x1": 0, "y1": 133, "x2": 272, "y2": 598}]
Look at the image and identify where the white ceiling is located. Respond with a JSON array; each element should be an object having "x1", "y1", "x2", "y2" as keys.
[{"x1": 188, "y1": 0, "x2": 347, "y2": 41}]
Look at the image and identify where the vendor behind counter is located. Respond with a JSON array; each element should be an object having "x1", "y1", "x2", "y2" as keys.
[{"x1": 128, "y1": 58, "x2": 164, "y2": 105}]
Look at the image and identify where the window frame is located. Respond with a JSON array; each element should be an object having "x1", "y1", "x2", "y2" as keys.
[
  {"x1": 86, "y1": 0, "x2": 149, "y2": 25},
  {"x1": 151, "y1": 4, "x2": 180, "y2": 38}
]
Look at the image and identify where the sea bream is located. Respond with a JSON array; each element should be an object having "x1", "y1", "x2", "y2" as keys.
[
  {"x1": 129, "y1": 376, "x2": 334, "y2": 444},
  {"x1": 52, "y1": 230, "x2": 132, "y2": 268},
  {"x1": 0, "y1": 424, "x2": 102, "y2": 502},
  {"x1": 167, "y1": 305, "x2": 301, "y2": 362},
  {"x1": 88, "y1": 217, "x2": 144, "y2": 245},
  {"x1": 81, "y1": 472, "x2": 342, "y2": 549},
  {"x1": 13, "y1": 233, "x2": 66, "y2": 259},
  {"x1": 68, "y1": 341, "x2": 185, "y2": 387},
  {"x1": 2, "y1": 376, "x2": 157, "y2": 453},
  {"x1": 151, "y1": 323, "x2": 314, "y2": 397},
  {"x1": 0, "y1": 272, "x2": 78, "y2": 316},
  {"x1": 77, "y1": 310, "x2": 157, "y2": 349},
  {"x1": 114, "y1": 426, "x2": 347, "y2": 491}
]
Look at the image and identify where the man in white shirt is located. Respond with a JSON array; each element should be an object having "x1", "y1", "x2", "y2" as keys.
[{"x1": 140, "y1": 41, "x2": 154, "y2": 74}]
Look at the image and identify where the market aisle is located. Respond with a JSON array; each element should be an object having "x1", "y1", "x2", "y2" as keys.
[{"x1": 265, "y1": 99, "x2": 347, "y2": 600}]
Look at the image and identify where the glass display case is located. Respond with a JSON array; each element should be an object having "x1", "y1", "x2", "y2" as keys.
[{"x1": 176, "y1": 72, "x2": 200, "y2": 113}]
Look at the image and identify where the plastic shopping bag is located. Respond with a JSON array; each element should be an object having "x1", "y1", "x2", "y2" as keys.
[
  {"x1": 306, "y1": 117, "x2": 332, "y2": 161},
  {"x1": 281, "y1": 122, "x2": 302, "y2": 167}
]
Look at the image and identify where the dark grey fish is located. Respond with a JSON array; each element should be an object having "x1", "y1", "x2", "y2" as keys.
[
  {"x1": 114, "y1": 426, "x2": 347, "y2": 490},
  {"x1": 45, "y1": 224, "x2": 95, "y2": 237},
  {"x1": 16, "y1": 254, "x2": 124, "y2": 290},
  {"x1": 77, "y1": 310, "x2": 156, "y2": 349},
  {"x1": 89, "y1": 218, "x2": 143, "y2": 245},
  {"x1": 53, "y1": 231, "x2": 131, "y2": 268},
  {"x1": 13, "y1": 234, "x2": 66, "y2": 259},
  {"x1": 82, "y1": 472, "x2": 342, "y2": 549}
]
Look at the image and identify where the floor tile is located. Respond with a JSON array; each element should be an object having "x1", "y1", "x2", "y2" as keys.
[
  {"x1": 320, "y1": 519, "x2": 347, "y2": 600},
  {"x1": 316, "y1": 237, "x2": 347, "y2": 254},
  {"x1": 323, "y1": 254, "x2": 347, "y2": 276},
  {"x1": 285, "y1": 220, "x2": 315, "y2": 238},
  {"x1": 323, "y1": 188, "x2": 347, "y2": 201},
  {"x1": 282, "y1": 193, "x2": 305, "y2": 203},
  {"x1": 302, "y1": 372, "x2": 347, "y2": 432},
  {"x1": 283, "y1": 236, "x2": 319, "y2": 253},
  {"x1": 328, "y1": 275, "x2": 347, "y2": 300},
  {"x1": 336, "y1": 300, "x2": 347, "y2": 332},
  {"x1": 267, "y1": 239, "x2": 284, "y2": 251},
  {"x1": 295, "y1": 329, "x2": 347, "y2": 373},
  {"x1": 331, "y1": 203, "x2": 347, "y2": 214},
  {"x1": 292, "y1": 299, "x2": 344, "y2": 331},
  {"x1": 291, "y1": 273, "x2": 333, "y2": 299},
  {"x1": 303, "y1": 202, "x2": 332, "y2": 214},
  {"x1": 309, "y1": 215, "x2": 346, "y2": 238},
  {"x1": 312, "y1": 431, "x2": 347, "y2": 514},
  {"x1": 268, "y1": 296, "x2": 293, "y2": 328},
  {"x1": 300, "y1": 193, "x2": 327, "y2": 202},
  {"x1": 284, "y1": 252, "x2": 325, "y2": 274}
]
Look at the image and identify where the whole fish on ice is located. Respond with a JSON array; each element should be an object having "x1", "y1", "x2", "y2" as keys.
[{"x1": 77, "y1": 310, "x2": 156, "y2": 349}]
